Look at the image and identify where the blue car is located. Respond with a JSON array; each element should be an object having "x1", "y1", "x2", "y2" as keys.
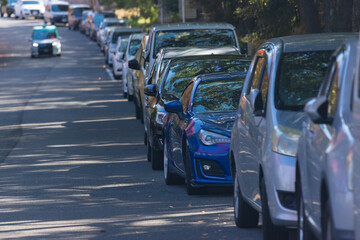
[{"x1": 163, "y1": 72, "x2": 246, "y2": 195}]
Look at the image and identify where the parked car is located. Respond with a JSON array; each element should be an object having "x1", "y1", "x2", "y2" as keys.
[
  {"x1": 90, "y1": 11, "x2": 118, "y2": 41},
  {"x1": 98, "y1": 18, "x2": 127, "y2": 49},
  {"x1": 6, "y1": 0, "x2": 17, "y2": 17},
  {"x1": 296, "y1": 36, "x2": 359, "y2": 240},
  {"x1": 104, "y1": 27, "x2": 142, "y2": 67},
  {"x1": 163, "y1": 72, "x2": 246, "y2": 194},
  {"x1": 29, "y1": 25, "x2": 61, "y2": 58},
  {"x1": 229, "y1": 32, "x2": 356, "y2": 240},
  {"x1": 129, "y1": 22, "x2": 241, "y2": 141},
  {"x1": 67, "y1": 4, "x2": 90, "y2": 30},
  {"x1": 142, "y1": 50, "x2": 250, "y2": 170},
  {"x1": 124, "y1": 33, "x2": 145, "y2": 101},
  {"x1": 79, "y1": 10, "x2": 91, "y2": 34},
  {"x1": 44, "y1": 1, "x2": 69, "y2": 25},
  {"x1": 112, "y1": 37, "x2": 128, "y2": 79},
  {"x1": 14, "y1": 0, "x2": 44, "y2": 19}
]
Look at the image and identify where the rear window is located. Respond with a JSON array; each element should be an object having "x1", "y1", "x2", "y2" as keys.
[
  {"x1": 118, "y1": 39, "x2": 128, "y2": 52},
  {"x1": 51, "y1": 4, "x2": 68, "y2": 12},
  {"x1": 193, "y1": 78, "x2": 244, "y2": 113},
  {"x1": 275, "y1": 51, "x2": 333, "y2": 111},
  {"x1": 162, "y1": 57, "x2": 249, "y2": 99},
  {"x1": 153, "y1": 29, "x2": 236, "y2": 58},
  {"x1": 33, "y1": 29, "x2": 57, "y2": 40},
  {"x1": 74, "y1": 7, "x2": 90, "y2": 17}
]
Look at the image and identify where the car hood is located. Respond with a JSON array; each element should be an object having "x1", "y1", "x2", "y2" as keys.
[
  {"x1": 195, "y1": 112, "x2": 236, "y2": 135},
  {"x1": 275, "y1": 110, "x2": 307, "y2": 131},
  {"x1": 22, "y1": 4, "x2": 43, "y2": 10},
  {"x1": 33, "y1": 39, "x2": 59, "y2": 44}
]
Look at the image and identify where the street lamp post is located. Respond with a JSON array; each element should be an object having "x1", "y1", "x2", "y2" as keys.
[{"x1": 181, "y1": 0, "x2": 185, "y2": 23}]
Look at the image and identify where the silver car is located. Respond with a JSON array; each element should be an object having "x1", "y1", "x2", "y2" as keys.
[
  {"x1": 296, "y1": 36, "x2": 359, "y2": 240},
  {"x1": 229, "y1": 33, "x2": 355, "y2": 239}
]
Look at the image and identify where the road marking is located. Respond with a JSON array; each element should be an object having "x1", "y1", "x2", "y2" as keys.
[{"x1": 105, "y1": 68, "x2": 116, "y2": 82}]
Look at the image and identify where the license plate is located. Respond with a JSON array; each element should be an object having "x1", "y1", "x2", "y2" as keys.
[{"x1": 62, "y1": 18, "x2": 66, "y2": 22}]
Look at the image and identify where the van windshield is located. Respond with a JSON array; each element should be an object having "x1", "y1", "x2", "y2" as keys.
[
  {"x1": 51, "y1": 4, "x2": 68, "y2": 12},
  {"x1": 154, "y1": 29, "x2": 236, "y2": 58},
  {"x1": 275, "y1": 51, "x2": 333, "y2": 111}
]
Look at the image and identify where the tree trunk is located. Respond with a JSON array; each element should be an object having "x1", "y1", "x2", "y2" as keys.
[
  {"x1": 353, "y1": 0, "x2": 360, "y2": 31},
  {"x1": 297, "y1": 0, "x2": 322, "y2": 33},
  {"x1": 325, "y1": 0, "x2": 353, "y2": 32}
]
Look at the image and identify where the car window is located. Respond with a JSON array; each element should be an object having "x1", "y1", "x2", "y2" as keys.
[
  {"x1": 153, "y1": 29, "x2": 236, "y2": 58},
  {"x1": 118, "y1": 39, "x2": 127, "y2": 52},
  {"x1": 106, "y1": 22, "x2": 127, "y2": 28},
  {"x1": 181, "y1": 82, "x2": 194, "y2": 113},
  {"x1": 247, "y1": 55, "x2": 265, "y2": 95},
  {"x1": 162, "y1": 57, "x2": 250, "y2": 99},
  {"x1": 275, "y1": 50, "x2": 333, "y2": 111},
  {"x1": 33, "y1": 29, "x2": 57, "y2": 40},
  {"x1": 260, "y1": 63, "x2": 269, "y2": 110},
  {"x1": 129, "y1": 39, "x2": 141, "y2": 56},
  {"x1": 327, "y1": 52, "x2": 343, "y2": 119},
  {"x1": 192, "y1": 77, "x2": 245, "y2": 113},
  {"x1": 112, "y1": 32, "x2": 131, "y2": 44},
  {"x1": 74, "y1": 8, "x2": 90, "y2": 17}
]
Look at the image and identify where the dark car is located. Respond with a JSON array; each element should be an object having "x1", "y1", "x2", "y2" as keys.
[
  {"x1": 143, "y1": 54, "x2": 250, "y2": 170},
  {"x1": 6, "y1": 0, "x2": 16, "y2": 17},
  {"x1": 68, "y1": 4, "x2": 90, "y2": 30},
  {"x1": 163, "y1": 72, "x2": 246, "y2": 195}
]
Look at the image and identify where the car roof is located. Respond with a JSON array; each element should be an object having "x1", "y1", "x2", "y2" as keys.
[
  {"x1": 266, "y1": 32, "x2": 358, "y2": 53},
  {"x1": 161, "y1": 47, "x2": 240, "y2": 59},
  {"x1": 150, "y1": 22, "x2": 235, "y2": 32},
  {"x1": 33, "y1": 25, "x2": 57, "y2": 31},
  {"x1": 69, "y1": 4, "x2": 90, "y2": 8},
  {"x1": 48, "y1": 1, "x2": 69, "y2": 5},
  {"x1": 169, "y1": 54, "x2": 247, "y2": 64},
  {"x1": 111, "y1": 27, "x2": 142, "y2": 33}
]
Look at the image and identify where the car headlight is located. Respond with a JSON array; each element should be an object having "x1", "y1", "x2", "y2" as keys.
[
  {"x1": 272, "y1": 126, "x2": 300, "y2": 157},
  {"x1": 156, "y1": 111, "x2": 166, "y2": 126},
  {"x1": 346, "y1": 149, "x2": 354, "y2": 191},
  {"x1": 199, "y1": 129, "x2": 230, "y2": 146},
  {"x1": 32, "y1": 42, "x2": 39, "y2": 47},
  {"x1": 52, "y1": 41, "x2": 59, "y2": 46}
]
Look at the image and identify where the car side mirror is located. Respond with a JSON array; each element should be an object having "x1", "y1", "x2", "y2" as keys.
[
  {"x1": 249, "y1": 89, "x2": 264, "y2": 116},
  {"x1": 164, "y1": 100, "x2": 183, "y2": 113},
  {"x1": 144, "y1": 84, "x2": 157, "y2": 97},
  {"x1": 304, "y1": 96, "x2": 332, "y2": 124},
  {"x1": 128, "y1": 59, "x2": 140, "y2": 70}
]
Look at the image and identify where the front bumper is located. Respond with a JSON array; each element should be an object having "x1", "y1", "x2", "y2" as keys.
[
  {"x1": 264, "y1": 151, "x2": 297, "y2": 226},
  {"x1": 31, "y1": 43, "x2": 61, "y2": 56},
  {"x1": 52, "y1": 15, "x2": 68, "y2": 23},
  {"x1": 22, "y1": 10, "x2": 43, "y2": 17}
]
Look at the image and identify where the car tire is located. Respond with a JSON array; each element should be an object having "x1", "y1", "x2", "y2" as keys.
[
  {"x1": 135, "y1": 99, "x2": 140, "y2": 120},
  {"x1": 151, "y1": 141, "x2": 163, "y2": 170},
  {"x1": 323, "y1": 200, "x2": 335, "y2": 240},
  {"x1": 164, "y1": 140, "x2": 183, "y2": 185},
  {"x1": 147, "y1": 137, "x2": 151, "y2": 162},
  {"x1": 123, "y1": 92, "x2": 127, "y2": 98},
  {"x1": 144, "y1": 131, "x2": 147, "y2": 146},
  {"x1": 140, "y1": 105, "x2": 144, "y2": 124},
  {"x1": 233, "y1": 173, "x2": 259, "y2": 228},
  {"x1": 31, "y1": 54, "x2": 35, "y2": 58},
  {"x1": 260, "y1": 177, "x2": 289, "y2": 240},
  {"x1": 296, "y1": 172, "x2": 315, "y2": 240},
  {"x1": 127, "y1": 93, "x2": 133, "y2": 101}
]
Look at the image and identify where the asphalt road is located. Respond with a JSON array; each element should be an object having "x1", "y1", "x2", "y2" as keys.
[{"x1": 0, "y1": 17, "x2": 263, "y2": 240}]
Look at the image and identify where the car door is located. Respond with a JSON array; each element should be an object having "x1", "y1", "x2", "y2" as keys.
[
  {"x1": 169, "y1": 82, "x2": 194, "y2": 173},
  {"x1": 237, "y1": 48, "x2": 269, "y2": 206},
  {"x1": 305, "y1": 51, "x2": 344, "y2": 225}
]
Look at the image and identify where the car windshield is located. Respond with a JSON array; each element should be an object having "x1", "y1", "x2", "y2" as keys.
[
  {"x1": 162, "y1": 57, "x2": 250, "y2": 99},
  {"x1": 33, "y1": 29, "x2": 57, "y2": 40},
  {"x1": 74, "y1": 8, "x2": 90, "y2": 17},
  {"x1": 192, "y1": 78, "x2": 244, "y2": 113},
  {"x1": 118, "y1": 39, "x2": 127, "y2": 52},
  {"x1": 105, "y1": 22, "x2": 127, "y2": 28},
  {"x1": 129, "y1": 39, "x2": 141, "y2": 56},
  {"x1": 51, "y1": 4, "x2": 68, "y2": 11},
  {"x1": 275, "y1": 51, "x2": 333, "y2": 111},
  {"x1": 153, "y1": 29, "x2": 236, "y2": 58},
  {"x1": 22, "y1": 1, "x2": 39, "y2": 4},
  {"x1": 112, "y1": 32, "x2": 135, "y2": 44}
]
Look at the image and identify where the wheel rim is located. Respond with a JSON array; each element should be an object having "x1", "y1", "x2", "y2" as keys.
[
  {"x1": 164, "y1": 141, "x2": 168, "y2": 179},
  {"x1": 234, "y1": 175, "x2": 239, "y2": 219},
  {"x1": 298, "y1": 196, "x2": 304, "y2": 240}
]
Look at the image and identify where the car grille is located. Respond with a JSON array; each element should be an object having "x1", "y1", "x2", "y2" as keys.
[
  {"x1": 30, "y1": 10, "x2": 39, "y2": 15},
  {"x1": 38, "y1": 43, "x2": 52, "y2": 55}
]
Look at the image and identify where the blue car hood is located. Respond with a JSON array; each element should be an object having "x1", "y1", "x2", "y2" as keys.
[{"x1": 195, "y1": 112, "x2": 236, "y2": 135}]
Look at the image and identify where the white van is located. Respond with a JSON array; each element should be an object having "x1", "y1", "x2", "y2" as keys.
[{"x1": 44, "y1": 1, "x2": 68, "y2": 25}]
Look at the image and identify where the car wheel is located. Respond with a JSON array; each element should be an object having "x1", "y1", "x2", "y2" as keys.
[
  {"x1": 323, "y1": 201, "x2": 335, "y2": 240},
  {"x1": 164, "y1": 139, "x2": 183, "y2": 185},
  {"x1": 147, "y1": 136, "x2": 151, "y2": 162},
  {"x1": 127, "y1": 93, "x2": 133, "y2": 102},
  {"x1": 260, "y1": 177, "x2": 289, "y2": 240},
  {"x1": 140, "y1": 105, "x2": 144, "y2": 124},
  {"x1": 144, "y1": 131, "x2": 147, "y2": 146},
  {"x1": 233, "y1": 173, "x2": 259, "y2": 227},
  {"x1": 30, "y1": 54, "x2": 35, "y2": 58},
  {"x1": 184, "y1": 145, "x2": 201, "y2": 195},
  {"x1": 296, "y1": 173, "x2": 315, "y2": 240},
  {"x1": 123, "y1": 92, "x2": 127, "y2": 98},
  {"x1": 135, "y1": 99, "x2": 140, "y2": 119},
  {"x1": 151, "y1": 140, "x2": 163, "y2": 170}
]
